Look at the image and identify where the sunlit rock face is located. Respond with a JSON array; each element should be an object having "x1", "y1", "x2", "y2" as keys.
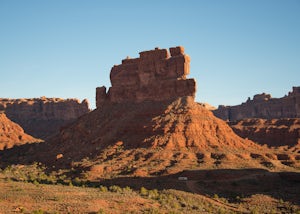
[
  {"x1": 96, "y1": 46, "x2": 196, "y2": 107},
  {"x1": 0, "y1": 112, "x2": 40, "y2": 150}
]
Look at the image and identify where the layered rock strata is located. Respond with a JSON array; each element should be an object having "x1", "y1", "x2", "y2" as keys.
[
  {"x1": 213, "y1": 87, "x2": 300, "y2": 121},
  {"x1": 96, "y1": 46, "x2": 196, "y2": 107},
  {"x1": 0, "y1": 97, "x2": 89, "y2": 139},
  {"x1": 229, "y1": 118, "x2": 300, "y2": 147}
]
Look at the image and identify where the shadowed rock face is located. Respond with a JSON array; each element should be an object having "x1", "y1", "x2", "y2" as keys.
[
  {"x1": 96, "y1": 46, "x2": 196, "y2": 107},
  {"x1": 229, "y1": 118, "x2": 300, "y2": 147},
  {"x1": 213, "y1": 87, "x2": 300, "y2": 121},
  {"x1": 0, "y1": 98, "x2": 90, "y2": 139}
]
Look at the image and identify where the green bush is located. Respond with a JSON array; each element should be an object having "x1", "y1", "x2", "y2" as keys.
[
  {"x1": 72, "y1": 177, "x2": 82, "y2": 186},
  {"x1": 140, "y1": 187, "x2": 148, "y2": 196},
  {"x1": 99, "y1": 185, "x2": 108, "y2": 192},
  {"x1": 109, "y1": 185, "x2": 122, "y2": 193},
  {"x1": 148, "y1": 189, "x2": 159, "y2": 199}
]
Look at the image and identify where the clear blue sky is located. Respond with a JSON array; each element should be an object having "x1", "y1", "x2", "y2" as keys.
[{"x1": 1, "y1": 0, "x2": 299, "y2": 109}]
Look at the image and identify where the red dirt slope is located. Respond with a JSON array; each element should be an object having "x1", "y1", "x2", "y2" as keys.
[{"x1": 10, "y1": 96, "x2": 294, "y2": 178}]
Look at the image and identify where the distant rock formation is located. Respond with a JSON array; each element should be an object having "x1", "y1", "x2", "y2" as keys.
[
  {"x1": 213, "y1": 87, "x2": 300, "y2": 121},
  {"x1": 0, "y1": 97, "x2": 90, "y2": 139},
  {"x1": 96, "y1": 46, "x2": 196, "y2": 107},
  {"x1": 3, "y1": 46, "x2": 298, "y2": 176},
  {"x1": 3, "y1": 46, "x2": 293, "y2": 175},
  {"x1": 198, "y1": 102, "x2": 216, "y2": 111},
  {"x1": 229, "y1": 118, "x2": 300, "y2": 147},
  {"x1": 0, "y1": 112, "x2": 40, "y2": 150}
]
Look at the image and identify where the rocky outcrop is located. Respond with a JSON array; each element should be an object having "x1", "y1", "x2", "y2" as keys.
[
  {"x1": 2, "y1": 46, "x2": 297, "y2": 177},
  {"x1": 96, "y1": 46, "x2": 196, "y2": 107},
  {"x1": 0, "y1": 97, "x2": 90, "y2": 139},
  {"x1": 3, "y1": 97, "x2": 278, "y2": 174},
  {"x1": 229, "y1": 118, "x2": 300, "y2": 147},
  {"x1": 0, "y1": 112, "x2": 40, "y2": 150},
  {"x1": 213, "y1": 87, "x2": 300, "y2": 121},
  {"x1": 3, "y1": 46, "x2": 294, "y2": 175}
]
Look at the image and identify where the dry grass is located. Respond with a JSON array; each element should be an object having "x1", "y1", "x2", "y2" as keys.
[{"x1": 0, "y1": 165, "x2": 300, "y2": 214}]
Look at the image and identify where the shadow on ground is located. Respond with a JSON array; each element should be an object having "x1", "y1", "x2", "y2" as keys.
[
  {"x1": 1, "y1": 144, "x2": 300, "y2": 206},
  {"x1": 94, "y1": 169, "x2": 300, "y2": 205}
]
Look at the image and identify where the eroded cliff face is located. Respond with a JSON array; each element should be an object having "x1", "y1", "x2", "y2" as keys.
[
  {"x1": 213, "y1": 87, "x2": 300, "y2": 121},
  {"x1": 0, "y1": 97, "x2": 90, "y2": 139},
  {"x1": 229, "y1": 118, "x2": 300, "y2": 147},
  {"x1": 0, "y1": 112, "x2": 40, "y2": 150},
  {"x1": 96, "y1": 46, "x2": 196, "y2": 107}
]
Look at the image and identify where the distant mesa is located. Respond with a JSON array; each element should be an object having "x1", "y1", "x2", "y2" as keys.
[
  {"x1": 213, "y1": 87, "x2": 300, "y2": 148},
  {"x1": 96, "y1": 46, "x2": 196, "y2": 107},
  {"x1": 0, "y1": 97, "x2": 90, "y2": 139},
  {"x1": 213, "y1": 87, "x2": 300, "y2": 121}
]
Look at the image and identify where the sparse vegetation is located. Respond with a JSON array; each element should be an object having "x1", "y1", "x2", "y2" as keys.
[{"x1": 0, "y1": 164, "x2": 299, "y2": 213}]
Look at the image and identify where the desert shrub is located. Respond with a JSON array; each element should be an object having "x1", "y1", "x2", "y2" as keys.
[
  {"x1": 109, "y1": 185, "x2": 122, "y2": 193},
  {"x1": 72, "y1": 177, "x2": 82, "y2": 186},
  {"x1": 33, "y1": 180, "x2": 40, "y2": 186},
  {"x1": 122, "y1": 186, "x2": 133, "y2": 193},
  {"x1": 147, "y1": 189, "x2": 159, "y2": 200},
  {"x1": 140, "y1": 187, "x2": 148, "y2": 196},
  {"x1": 235, "y1": 195, "x2": 241, "y2": 202},
  {"x1": 213, "y1": 194, "x2": 219, "y2": 199},
  {"x1": 99, "y1": 185, "x2": 108, "y2": 192},
  {"x1": 1, "y1": 163, "x2": 59, "y2": 185}
]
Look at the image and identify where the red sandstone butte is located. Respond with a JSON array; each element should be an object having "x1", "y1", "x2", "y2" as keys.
[{"x1": 96, "y1": 46, "x2": 196, "y2": 107}]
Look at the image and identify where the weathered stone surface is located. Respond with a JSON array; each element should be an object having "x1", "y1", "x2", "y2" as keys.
[
  {"x1": 2, "y1": 47, "x2": 298, "y2": 176},
  {"x1": 0, "y1": 112, "x2": 40, "y2": 150},
  {"x1": 6, "y1": 97, "x2": 275, "y2": 172},
  {"x1": 0, "y1": 97, "x2": 90, "y2": 139},
  {"x1": 229, "y1": 118, "x2": 300, "y2": 147},
  {"x1": 96, "y1": 46, "x2": 196, "y2": 108},
  {"x1": 213, "y1": 87, "x2": 300, "y2": 121}
]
